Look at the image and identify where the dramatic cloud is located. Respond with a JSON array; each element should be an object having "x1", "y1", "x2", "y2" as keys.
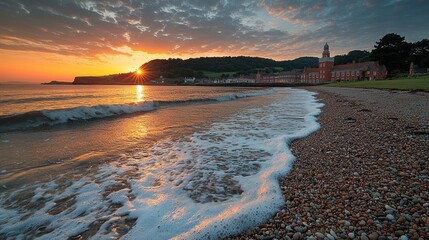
[
  {"x1": 0, "y1": 0, "x2": 428, "y2": 60},
  {"x1": 0, "y1": 0, "x2": 289, "y2": 58},
  {"x1": 260, "y1": 0, "x2": 429, "y2": 55}
]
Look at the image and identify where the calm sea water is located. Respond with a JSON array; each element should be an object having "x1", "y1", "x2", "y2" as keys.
[{"x1": 0, "y1": 84, "x2": 322, "y2": 239}]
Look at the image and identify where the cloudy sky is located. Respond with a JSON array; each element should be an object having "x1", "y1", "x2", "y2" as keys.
[{"x1": 0, "y1": 0, "x2": 428, "y2": 82}]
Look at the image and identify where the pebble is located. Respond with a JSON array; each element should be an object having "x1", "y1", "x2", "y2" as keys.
[
  {"x1": 385, "y1": 205, "x2": 396, "y2": 211},
  {"x1": 315, "y1": 232, "x2": 324, "y2": 239},
  {"x1": 386, "y1": 214, "x2": 395, "y2": 221},
  {"x1": 403, "y1": 214, "x2": 413, "y2": 221},
  {"x1": 326, "y1": 233, "x2": 335, "y2": 240},
  {"x1": 348, "y1": 232, "x2": 355, "y2": 239},
  {"x1": 368, "y1": 232, "x2": 378, "y2": 240},
  {"x1": 292, "y1": 232, "x2": 301, "y2": 240},
  {"x1": 329, "y1": 229, "x2": 338, "y2": 238}
]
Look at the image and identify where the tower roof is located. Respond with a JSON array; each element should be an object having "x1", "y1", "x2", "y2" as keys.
[
  {"x1": 324, "y1": 42, "x2": 329, "y2": 50},
  {"x1": 322, "y1": 42, "x2": 330, "y2": 58}
]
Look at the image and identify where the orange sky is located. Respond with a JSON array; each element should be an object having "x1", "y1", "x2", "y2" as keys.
[
  {"x1": 0, "y1": 49, "x2": 194, "y2": 83},
  {"x1": 0, "y1": 48, "x2": 270, "y2": 83}
]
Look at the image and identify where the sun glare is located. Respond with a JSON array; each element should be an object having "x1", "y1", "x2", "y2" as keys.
[
  {"x1": 136, "y1": 85, "x2": 144, "y2": 102},
  {"x1": 136, "y1": 69, "x2": 143, "y2": 75}
]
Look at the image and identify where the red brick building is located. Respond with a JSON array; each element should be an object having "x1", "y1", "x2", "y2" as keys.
[{"x1": 256, "y1": 43, "x2": 388, "y2": 84}]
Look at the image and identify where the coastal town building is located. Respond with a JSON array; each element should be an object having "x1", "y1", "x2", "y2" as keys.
[
  {"x1": 184, "y1": 77, "x2": 196, "y2": 84},
  {"x1": 256, "y1": 43, "x2": 388, "y2": 84},
  {"x1": 196, "y1": 76, "x2": 256, "y2": 84}
]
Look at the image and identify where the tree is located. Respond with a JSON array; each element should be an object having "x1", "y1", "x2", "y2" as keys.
[
  {"x1": 370, "y1": 33, "x2": 411, "y2": 73},
  {"x1": 410, "y1": 39, "x2": 429, "y2": 68},
  {"x1": 334, "y1": 50, "x2": 370, "y2": 65}
]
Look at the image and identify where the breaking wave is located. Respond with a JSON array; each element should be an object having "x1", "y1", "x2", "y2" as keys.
[{"x1": 0, "y1": 88, "x2": 276, "y2": 132}]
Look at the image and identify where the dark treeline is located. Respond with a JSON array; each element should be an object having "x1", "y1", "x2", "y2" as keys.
[
  {"x1": 370, "y1": 33, "x2": 429, "y2": 74},
  {"x1": 334, "y1": 50, "x2": 370, "y2": 65},
  {"x1": 141, "y1": 56, "x2": 319, "y2": 78}
]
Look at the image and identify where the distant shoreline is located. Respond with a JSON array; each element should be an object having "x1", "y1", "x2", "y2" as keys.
[
  {"x1": 69, "y1": 82, "x2": 323, "y2": 87},
  {"x1": 41, "y1": 81, "x2": 73, "y2": 85}
]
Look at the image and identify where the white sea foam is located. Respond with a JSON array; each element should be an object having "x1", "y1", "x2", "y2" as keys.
[
  {"x1": 0, "y1": 88, "x2": 323, "y2": 239},
  {"x1": 42, "y1": 101, "x2": 158, "y2": 123},
  {"x1": 214, "y1": 88, "x2": 276, "y2": 101}
]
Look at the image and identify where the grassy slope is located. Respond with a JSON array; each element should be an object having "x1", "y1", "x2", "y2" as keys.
[{"x1": 327, "y1": 76, "x2": 429, "y2": 91}]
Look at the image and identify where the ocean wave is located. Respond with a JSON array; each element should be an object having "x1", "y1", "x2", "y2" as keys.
[
  {"x1": 158, "y1": 88, "x2": 276, "y2": 105},
  {"x1": 0, "y1": 101, "x2": 158, "y2": 132},
  {"x1": 0, "y1": 89, "x2": 276, "y2": 132}
]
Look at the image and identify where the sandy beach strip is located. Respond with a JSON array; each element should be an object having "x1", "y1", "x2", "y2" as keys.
[{"x1": 229, "y1": 86, "x2": 428, "y2": 240}]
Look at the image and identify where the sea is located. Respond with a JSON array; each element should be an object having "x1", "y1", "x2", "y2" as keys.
[{"x1": 0, "y1": 84, "x2": 323, "y2": 239}]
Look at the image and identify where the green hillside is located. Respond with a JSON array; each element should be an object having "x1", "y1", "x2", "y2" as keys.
[{"x1": 140, "y1": 56, "x2": 319, "y2": 79}]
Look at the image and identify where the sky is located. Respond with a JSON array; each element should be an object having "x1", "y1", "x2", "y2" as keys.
[{"x1": 0, "y1": 0, "x2": 428, "y2": 83}]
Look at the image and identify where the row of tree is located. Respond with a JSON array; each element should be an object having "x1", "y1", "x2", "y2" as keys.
[
  {"x1": 370, "y1": 33, "x2": 429, "y2": 74},
  {"x1": 140, "y1": 56, "x2": 319, "y2": 79},
  {"x1": 334, "y1": 50, "x2": 370, "y2": 65}
]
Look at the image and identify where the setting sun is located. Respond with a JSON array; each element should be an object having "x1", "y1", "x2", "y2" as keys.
[{"x1": 136, "y1": 69, "x2": 143, "y2": 75}]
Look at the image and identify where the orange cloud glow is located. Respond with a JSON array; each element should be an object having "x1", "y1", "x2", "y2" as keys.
[{"x1": 0, "y1": 49, "x2": 193, "y2": 83}]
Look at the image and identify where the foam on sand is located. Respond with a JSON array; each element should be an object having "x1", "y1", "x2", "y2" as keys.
[{"x1": 0, "y1": 88, "x2": 323, "y2": 239}]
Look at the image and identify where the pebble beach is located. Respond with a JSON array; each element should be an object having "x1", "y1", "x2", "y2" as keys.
[{"x1": 230, "y1": 86, "x2": 429, "y2": 240}]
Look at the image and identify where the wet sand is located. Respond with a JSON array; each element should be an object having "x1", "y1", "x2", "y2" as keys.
[{"x1": 230, "y1": 86, "x2": 429, "y2": 240}]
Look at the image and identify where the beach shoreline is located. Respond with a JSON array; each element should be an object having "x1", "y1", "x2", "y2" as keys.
[{"x1": 229, "y1": 86, "x2": 429, "y2": 240}]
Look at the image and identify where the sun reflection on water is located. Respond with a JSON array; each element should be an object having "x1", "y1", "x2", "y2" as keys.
[{"x1": 136, "y1": 85, "x2": 144, "y2": 102}]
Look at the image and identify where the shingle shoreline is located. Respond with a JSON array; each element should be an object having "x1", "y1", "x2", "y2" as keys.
[{"x1": 229, "y1": 86, "x2": 429, "y2": 240}]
